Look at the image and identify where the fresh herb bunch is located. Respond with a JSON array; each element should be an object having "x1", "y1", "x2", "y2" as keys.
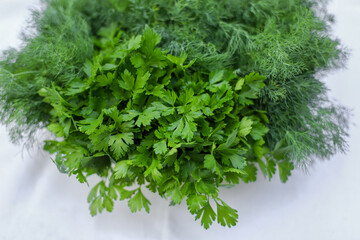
[
  {"x1": 77, "y1": 0, "x2": 349, "y2": 166},
  {"x1": 0, "y1": 0, "x2": 348, "y2": 229},
  {"x1": 41, "y1": 26, "x2": 292, "y2": 228}
]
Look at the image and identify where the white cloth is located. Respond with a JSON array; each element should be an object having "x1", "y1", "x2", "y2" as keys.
[{"x1": 1, "y1": 0, "x2": 360, "y2": 239}]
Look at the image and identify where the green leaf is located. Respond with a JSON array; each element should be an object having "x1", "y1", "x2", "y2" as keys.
[
  {"x1": 195, "y1": 202, "x2": 216, "y2": 229},
  {"x1": 223, "y1": 167, "x2": 247, "y2": 175},
  {"x1": 162, "y1": 90, "x2": 177, "y2": 105},
  {"x1": 257, "y1": 158, "x2": 267, "y2": 178},
  {"x1": 47, "y1": 123, "x2": 65, "y2": 137},
  {"x1": 235, "y1": 78, "x2": 245, "y2": 90},
  {"x1": 209, "y1": 70, "x2": 224, "y2": 85},
  {"x1": 195, "y1": 181, "x2": 218, "y2": 195},
  {"x1": 131, "y1": 153, "x2": 149, "y2": 167},
  {"x1": 267, "y1": 159, "x2": 277, "y2": 180},
  {"x1": 78, "y1": 113, "x2": 104, "y2": 135},
  {"x1": 114, "y1": 160, "x2": 132, "y2": 179},
  {"x1": 87, "y1": 183, "x2": 100, "y2": 203},
  {"x1": 128, "y1": 35, "x2": 142, "y2": 50},
  {"x1": 169, "y1": 118, "x2": 184, "y2": 137},
  {"x1": 123, "y1": 110, "x2": 140, "y2": 121},
  {"x1": 181, "y1": 120, "x2": 195, "y2": 142},
  {"x1": 250, "y1": 123, "x2": 269, "y2": 140},
  {"x1": 253, "y1": 138, "x2": 265, "y2": 160},
  {"x1": 225, "y1": 129, "x2": 238, "y2": 147},
  {"x1": 130, "y1": 54, "x2": 145, "y2": 68},
  {"x1": 169, "y1": 187, "x2": 184, "y2": 204},
  {"x1": 83, "y1": 60, "x2": 92, "y2": 78},
  {"x1": 204, "y1": 154, "x2": 217, "y2": 173},
  {"x1": 135, "y1": 108, "x2": 161, "y2": 127},
  {"x1": 216, "y1": 201, "x2": 238, "y2": 228},
  {"x1": 144, "y1": 158, "x2": 163, "y2": 182},
  {"x1": 134, "y1": 70, "x2": 151, "y2": 91},
  {"x1": 278, "y1": 160, "x2": 294, "y2": 183},
  {"x1": 103, "y1": 106, "x2": 122, "y2": 124},
  {"x1": 66, "y1": 78, "x2": 88, "y2": 95},
  {"x1": 245, "y1": 72, "x2": 266, "y2": 83},
  {"x1": 186, "y1": 194, "x2": 207, "y2": 214},
  {"x1": 89, "y1": 197, "x2": 103, "y2": 216},
  {"x1": 240, "y1": 164, "x2": 258, "y2": 183},
  {"x1": 108, "y1": 185, "x2": 118, "y2": 200},
  {"x1": 141, "y1": 27, "x2": 161, "y2": 55},
  {"x1": 128, "y1": 189, "x2": 151, "y2": 213},
  {"x1": 102, "y1": 63, "x2": 118, "y2": 71},
  {"x1": 38, "y1": 85, "x2": 73, "y2": 115},
  {"x1": 120, "y1": 69, "x2": 135, "y2": 91},
  {"x1": 166, "y1": 52, "x2": 189, "y2": 68},
  {"x1": 103, "y1": 195, "x2": 114, "y2": 212},
  {"x1": 75, "y1": 170, "x2": 88, "y2": 184},
  {"x1": 118, "y1": 187, "x2": 136, "y2": 200},
  {"x1": 108, "y1": 133, "x2": 134, "y2": 158},
  {"x1": 150, "y1": 102, "x2": 174, "y2": 116},
  {"x1": 229, "y1": 154, "x2": 246, "y2": 170},
  {"x1": 238, "y1": 117, "x2": 253, "y2": 138},
  {"x1": 88, "y1": 125, "x2": 111, "y2": 152},
  {"x1": 153, "y1": 140, "x2": 167, "y2": 155},
  {"x1": 96, "y1": 73, "x2": 114, "y2": 86}
]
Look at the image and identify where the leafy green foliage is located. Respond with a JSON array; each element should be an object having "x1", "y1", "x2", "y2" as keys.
[
  {"x1": 0, "y1": 0, "x2": 93, "y2": 143},
  {"x1": 45, "y1": 0, "x2": 347, "y2": 166},
  {"x1": 0, "y1": 0, "x2": 349, "y2": 230},
  {"x1": 1, "y1": 0, "x2": 348, "y2": 165},
  {"x1": 35, "y1": 27, "x2": 287, "y2": 229}
]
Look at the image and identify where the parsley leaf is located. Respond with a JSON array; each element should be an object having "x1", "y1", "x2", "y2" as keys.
[
  {"x1": 195, "y1": 201, "x2": 216, "y2": 229},
  {"x1": 108, "y1": 133, "x2": 134, "y2": 158},
  {"x1": 216, "y1": 200, "x2": 238, "y2": 228},
  {"x1": 128, "y1": 189, "x2": 151, "y2": 213}
]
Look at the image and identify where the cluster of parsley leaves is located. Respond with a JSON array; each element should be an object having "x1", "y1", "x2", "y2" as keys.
[{"x1": 38, "y1": 26, "x2": 292, "y2": 228}]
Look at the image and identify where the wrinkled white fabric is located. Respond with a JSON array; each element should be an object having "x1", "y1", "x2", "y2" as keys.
[{"x1": 1, "y1": 1, "x2": 360, "y2": 239}]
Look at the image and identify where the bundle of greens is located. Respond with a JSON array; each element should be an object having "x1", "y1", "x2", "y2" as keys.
[{"x1": 0, "y1": 0, "x2": 349, "y2": 229}]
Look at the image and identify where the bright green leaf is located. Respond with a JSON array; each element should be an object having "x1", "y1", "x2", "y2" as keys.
[
  {"x1": 216, "y1": 201, "x2": 238, "y2": 228},
  {"x1": 114, "y1": 160, "x2": 132, "y2": 179},
  {"x1": 154, "y1": 140, "x2": 167, "y2": 155},
  {"x1": 204, "y1": 154, "x2": 217, "y2": 173},
  {"x1": 128, "y1": 189, "x2": 151, "y2": 213},
  {"x1": 238, "y1": 117, "x2": 253, "y2": 138},
  {"x1": 195, "y1": 202, "x2": 216, "y2": 229}
]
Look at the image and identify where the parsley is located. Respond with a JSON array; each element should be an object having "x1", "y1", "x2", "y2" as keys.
[
  {"x1": 37, "y1": 27, "x2": 278, "y2": 228},
  {"x1": 0, "y1": 0, "x2": 349, "y2": 229}
]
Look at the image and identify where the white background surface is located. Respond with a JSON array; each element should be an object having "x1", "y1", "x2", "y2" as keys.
[{"x1": 1, "y1": 0, "x2": 359, "y2": 239}]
